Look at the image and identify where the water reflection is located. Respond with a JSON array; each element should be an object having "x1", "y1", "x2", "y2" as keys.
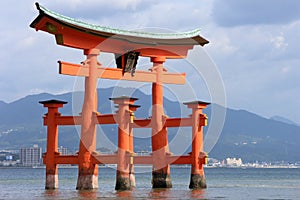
[
  {"x1": 189, "y1": 189, "x2": 205, "y2": 199},
  {"x1": 148, "y1": 188, "x2": 206, "y2": 199},
  {"x1": 41, "y1": 187, "x2": 205, "y2": 199},
  {"x1": 149, "y1": 188, "x2": 172, "y2": 199},
  {"x1": 77, "y1": 189, "x2": 98, "y2": 200},
  {"x1": 43, "y1": 189, "x2": 60, "y2": 200},
  {"x1": 116, "y1": 190, "x2": 134, "y2": 199}
]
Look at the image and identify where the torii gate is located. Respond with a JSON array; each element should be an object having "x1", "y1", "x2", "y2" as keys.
[{"x1": 31, "y1": 3, "x2": 210, "y2": 190}]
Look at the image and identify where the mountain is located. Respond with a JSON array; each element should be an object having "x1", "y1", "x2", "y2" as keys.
[
  {"x1": 270, "y1": 115, "x2": 299, "y2": 126},
  {"x1": 210, "y1": 109, "x2": 300, "y2": 162},
  {"x1": 0, "y1": 88, "x2": 299, "y2": 162},
  {"x1": 0, "y1": 100, "x2": 7, "y2": 109}
]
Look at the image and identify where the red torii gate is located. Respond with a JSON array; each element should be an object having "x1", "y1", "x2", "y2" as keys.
[{"x1": 31, "y1": 3, "x2": 210, "y2": 190}]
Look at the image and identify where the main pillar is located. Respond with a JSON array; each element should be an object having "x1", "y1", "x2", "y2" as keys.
[
  {"x1": 111, "y1": 97, "x2": 138, "y2": 190},
  {"x1": 184, "y1": 101, "x2": 210, "y2": 189},
  {"x1": 151, "y1": 57, "x2": 172, "y2": 188},
  {"x1": 40, "y1": 99, "x2": 67, "y2": 189},
  {"x1": 76, "y1": 49, "x2": 100, "y2": 190}
]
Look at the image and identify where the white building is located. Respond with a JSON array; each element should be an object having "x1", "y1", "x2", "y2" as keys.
[
  {"x1": 20, "y1": 144, "x2": 42, "y2": 167},
  {"x1": 225, "y1": 157, "x2": 243, "y2": 166},
  {"x1": 58, "y1": 146, "x2": 68, "y2": 155}
]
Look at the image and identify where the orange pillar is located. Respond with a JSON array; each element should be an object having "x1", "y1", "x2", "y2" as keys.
[
  {"x1": 184, "y1": 101, "x2": 210, "y2": 189},
  {"x1": 76, "y1": 49, "x2": 99, "y2": 190},
  {"x1": 39, "y1": 99, "x2": 67, "y2": 189},
  {"x1": 151, "y1": 57, "x2": 172, "y2": 188},
  {"x1": 128, "y1": 104, "x2": 140, "y2": 188},
  {"x1": 110, "y1": 96, "x2": 138, "y2": 190}
]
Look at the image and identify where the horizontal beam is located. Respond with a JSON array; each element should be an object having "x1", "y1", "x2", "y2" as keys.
[
  {"x1": 131, "y1": 119, "x2": 152, "y2": 128},
  {"x1": 44, "y1": 114, "x2": 193, "y2": 128},
  {"x1": 95, "y1": 114, "x2": 116, "y2": 124},
  {"x1": 131, "y1": 117, "x2": 192, "y2": 128},
  {"x1": 44, "y1": 154, "x2": 205, "y2": 165},
  {"x1": 55, "y1": 155, "x2": 78, "y2": 164},
  {"x1": 59, "y1": 61, "x2": 186, "y2": 84},
  {"x1": 165, "y1": 117, "x2": 192, "y2": 127},
  {"x1": 91, "y1": 154, "x2": 118, "y2": 164},
  {"x1": 43, "y1": 114, "x2": 116, "y2": 126},
  {"x1": 168, "y1": 155, "x2": 192, "y2": 164},
  {"x1": 56, "y1": 116, "x2": 82, "y2": 125},
  {"x1": 43, "y1": 154, "x2": 79, "y2": 164},
  {"x1": 132, "y1": 155, "x2": 153, "y2": 164},
  {"x1": 92, "y1": 155, "x2": 196, "y2": 165}
]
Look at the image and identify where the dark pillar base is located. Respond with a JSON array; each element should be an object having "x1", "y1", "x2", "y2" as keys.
[
  {"x1": 115, "y1": 171, "x2": 133, "y2": 190},
  {"x1": 76, "y1": 174, "x2": 98, "y2": 190},
  {"x1": 189, "y1": 174, "x2": 206, "y2": 189},
  {"x1": 45, "y1": 174, "x2": 58, "y2": 189},
  {"x1": 152, "y1": 171, "x2": 172, "y2": 188}
]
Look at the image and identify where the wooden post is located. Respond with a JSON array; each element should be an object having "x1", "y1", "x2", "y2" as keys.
[
  {"x1": 110, "y1": 97, "x2": 138, "y2": 190},
  {"x1": 184, "y1": 101, "x2": 210, "y2": 189},
  {"x1": 39, "y1": 99, "x2": 67, "y2": 189},
  {"x1": 151, "y1": 57, "x2": 172, "y2": 188},
  {"x1": 76, "y1": 49, "x2": 100, "y2": 190},
  {"x1": 128, "y1": 104, "x2": 140, "y2": 188}
]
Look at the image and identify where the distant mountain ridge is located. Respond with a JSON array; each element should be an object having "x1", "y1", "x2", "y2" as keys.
[
  {"x1": 0, "y1": 100, "x2": 7, "y2": 109},
  {"x1": 0, "y1": 88, "x2": 299, "y2": 162},
  {"x1": 270, "y1": 115, "x2": 299, "y2": 126}
]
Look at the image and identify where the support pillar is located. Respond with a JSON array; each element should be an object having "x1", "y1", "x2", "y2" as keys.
[
  {"x1": 110, "y1": 97, "x2": 138, "y2": 190},
  {"x1": 151, "y1": 57, "x2": 172, "y2": 188},
  {"x1": 184, "y1": 101, "x2": 210, "y2": 189},
  {"x1": 39, "y1": 99, "x2": 67, "y2": 189},
  {"x1": 77, "y1": 49, "x2": 100, "y2": 190},
  {"x1": 128, "y1": 104, "x2": 140, "y2": 188}
]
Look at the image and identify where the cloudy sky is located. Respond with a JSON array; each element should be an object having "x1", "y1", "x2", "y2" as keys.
[{"x1": 1, "y1": 0, "x2": 300, "y2": 124}]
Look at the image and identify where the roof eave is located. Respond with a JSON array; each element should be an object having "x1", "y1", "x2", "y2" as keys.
[{"x1": 30, "y1": 3, "x2": 209, "y2": 44}]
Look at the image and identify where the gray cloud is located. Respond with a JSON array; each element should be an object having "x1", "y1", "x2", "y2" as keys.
[{"x1": 212, "y1": 0, "x2": 300, "y2": 27}]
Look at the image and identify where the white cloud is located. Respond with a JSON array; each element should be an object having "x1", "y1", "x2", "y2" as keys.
[
  {"x1": 270, "y1": 34, "x2": 288, "y2": 49},
  {"x1": 17, "y1": 36, "x2": 36, "y2": 49}
]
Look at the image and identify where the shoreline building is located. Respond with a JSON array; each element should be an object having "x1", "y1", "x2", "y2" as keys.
[
  {"x1": 58, "y1": 146, "x2": 68, "y2": 155},
  {"x1": 225, "y1": 157, "x2": 243, "y2": 167},
  {"x1": 20, "y1": 144, "x2": 42, "y2": 167}
]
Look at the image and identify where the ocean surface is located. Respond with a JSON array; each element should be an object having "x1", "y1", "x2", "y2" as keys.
[{"x1": 0, "y1": 166, "x2": 299, "y2": 200}]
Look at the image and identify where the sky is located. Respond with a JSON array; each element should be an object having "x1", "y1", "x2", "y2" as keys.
[{"x1": 1, "y1": 0, "x2": 300, "y2": 124}]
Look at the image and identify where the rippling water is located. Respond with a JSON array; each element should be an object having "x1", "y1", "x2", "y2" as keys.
[{"x1": 0, "y1": 167, "x2": 299, "y2": 199}]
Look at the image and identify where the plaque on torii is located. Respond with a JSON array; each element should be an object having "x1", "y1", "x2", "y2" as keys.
[{"x1": 31, "y1": 3, "x2": 210, "y2": 191}]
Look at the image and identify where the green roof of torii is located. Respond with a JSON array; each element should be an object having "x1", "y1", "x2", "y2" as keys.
[{"x1": 30, "y1": 3, "x2": 209, "y2": 46}]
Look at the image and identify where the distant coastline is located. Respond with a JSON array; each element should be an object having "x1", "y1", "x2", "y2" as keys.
[{"x1": 1, "y1": 164, "x2": 299, "y2": 169}]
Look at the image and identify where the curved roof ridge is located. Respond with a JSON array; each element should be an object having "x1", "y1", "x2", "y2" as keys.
[{"x1": 35, "y1": 3, "x2": 202, "y2": 40}]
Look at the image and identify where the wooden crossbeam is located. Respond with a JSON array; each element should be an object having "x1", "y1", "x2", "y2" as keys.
[
  {"x1": 43, "y1": 114, "x2": 116, "y2": 126},
  {"x1": 165, "y1": 118, "x2": 192, "y2": 127},
  {"x1": 55, "y1": 155, "x2": 78, "y2": 165},
  {"x1": 45, "y1": 154, "x2": 205, "y2": 165},
  {"x1": 131, "y1": 118, "x2": 192, "y2": 128},
  {"x1": 91, "y1": 154, "x2": 194, "y2": 165},
  {"x1": 91, "y1": 154, "x2": 118, "y2": 164},
  {"x1": 44, "y1": 114, "x2": 192, "y2": 128},
  {"x1": 59, "y1": 61, "x2": 186, "y2": 84}
]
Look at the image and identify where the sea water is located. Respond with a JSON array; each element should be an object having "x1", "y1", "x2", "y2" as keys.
[{"x1": 0, "y1": 167, "x2": 299, "y2": 199}]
